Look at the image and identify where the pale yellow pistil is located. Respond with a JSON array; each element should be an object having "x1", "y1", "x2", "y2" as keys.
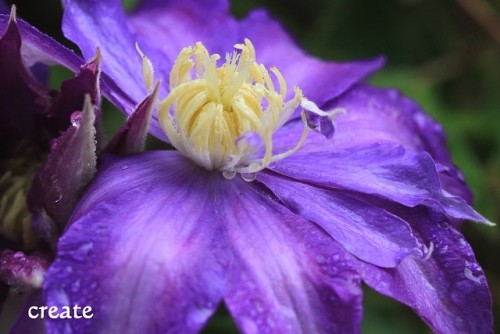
[{"x1": 141, "y1": 39, "x2": 311, "y2": 177}]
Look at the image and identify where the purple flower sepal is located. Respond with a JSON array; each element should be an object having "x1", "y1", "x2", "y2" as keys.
[{"x1": 0, "y1": 8, "x2": 51, "y2": 157}]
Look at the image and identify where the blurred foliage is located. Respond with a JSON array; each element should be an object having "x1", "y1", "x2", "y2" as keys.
[{"x1": 3, "y1": 0, "x2": 499, "y2": 332}]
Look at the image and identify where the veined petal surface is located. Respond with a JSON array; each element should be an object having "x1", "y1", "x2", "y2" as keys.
[
  {"x1": 271, "y1": 144, "x2": 486, "y2": 223},
  {"x1": 258, "y1": 172, "x2": 419, "y2": 268},
  {"x1": 0, "y1": 13, "x2": 81, "y2": 71},
  {"x1": 218, "y1": 177, "x2": 363, "y2": 334},
  {"x1": 44, "y1": 152, "x2": 229, "y2": 334},
  {"x1": 130, "y1": 0, "x2": 238, "y2": 64},
  {"x1": 353, "y1": 207, "x2": 493, "y2": 334},
  {"x1": 272, "y1": 84, "x2": 473, "y2": 202}
]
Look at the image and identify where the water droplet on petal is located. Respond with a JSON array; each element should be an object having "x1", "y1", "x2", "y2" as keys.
[
  {"x1": 71, "y1": 243, "x2": 94, "y2": 261},
  {"x1": 71, "y1": 279, "x2": 81, "y2": 292},
  {"x1": 241, "y1": 172, "x2": 256, "y2": 182},
  {"x1": 464, "y1": 267, "x2": 483, "y2": 284},
  {"x1": 70, "y1": 111, "x2": 82, "y2": 127},
  {"x1": 222, "y1": 170, "x2": 236, "y2": 179}
]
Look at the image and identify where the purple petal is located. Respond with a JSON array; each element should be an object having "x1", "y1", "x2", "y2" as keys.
[
  {"x1": 258, "y1": 172, "x2": 419, "y2": 268},
  {"x1": 435, "y1": 162, "x2": 473, "y2": 205},
  {"x1": 0, "y1": 10, "x2": 51, "y2": 154},
  {"x1": 130, "y1": 0, "x2": 237, "y2": 61},
  {"x1": 239, "y1": 10, "x2": 383, "y2": 107},
  {"x1": 218, "y1": 177, "x2": 362, "y2": 333},
  {"x1": 44, "y1": 152, "x2": 228, "y2": 333},
  {"x1": 62, "y1": 0, "x2": 168, "y2": 140},
  {"x1": 0, "y1": 13, "x2": 82, "y2": 71},
  {"x1": 105, "y1": 83, "x2": 159, "y2": 155},
  {"x1": 353, "y1": 207, "x2": 493, "y2": 334},
  {"x1": 330, "y1": 85, "x2": 449, "y2": 160},
  {"x1": 273, "y1": 84, "x2": 474, "y2": 203},
  {"x1": 272, "y1": 144, "x2": 488, "y2": 223},
  {"x1": 28, "y1": 96, "x2": 97, "y2": 245},
  {"x1": 62, "y1": 0, "x2": 146, "y2": 100}
]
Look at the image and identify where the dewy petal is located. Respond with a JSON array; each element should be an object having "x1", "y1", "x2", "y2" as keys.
[
  {"x1": 353, "y1": 207, "x2": 493, "y2": 334},
  {"x1": 273, "y1": 84, "x2": 474, "y2": 203},
  {"x1": 323, "y1": 84, "x2": 475, "y2": 202},
  {"x1": 272, "y1": 84, "x2": 444, "y2": 155},
  {"x1": 28, "y1": 96, "x2": 97, "y2": 246},
  {"x1": 338, "y1": 85, "x2": 472, "y2": 204},
  {"x1": 272, "y1": 144, "x2": 489, "y2": 224},
  {"x1": 62, "y1": 0, "x2": 167, "y2": 140},
  {"x1": 130, "y1": 0, "x2": 238, "y2": 62},
  {"x1": 330, "y1": 85, "x2": 449, "y2": 160},
  {"x1": 239, "y1": 10, "x2": 384, "y2": 107},
  {"x1": 218, "y1": 177, "x2": 362, "y2": 334},
  {"x1": 258, "y1": 172, "x2": 419, "y2": 268},
  {"x1": 44, "y1": 151, "x2": 228, "y2": 334},
  {"x1": 62, "y1": 0, "x2": 150, "y2": 101},
  {"x1": 0, "y1": 13, "x2": 82, "y2": 71}
]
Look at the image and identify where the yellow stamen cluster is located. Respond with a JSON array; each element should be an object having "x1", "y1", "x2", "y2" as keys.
[{"x1": 156, "y1": 39, "x2": 308, "y2": 176}]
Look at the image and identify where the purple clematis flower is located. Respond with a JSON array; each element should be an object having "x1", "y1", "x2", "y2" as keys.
[{"x1": 8, "y1": 0, "x2": 491, "y2": 333}]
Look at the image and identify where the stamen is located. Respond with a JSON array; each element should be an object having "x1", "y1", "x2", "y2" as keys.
[
  {"x1": 301, "y1": 99, "x2": 346, "y2": 138},
  {"x1": 153, "y1": 39, "x2": 311, "y2": 175},
  {"x1": 136, "y1": 39, "x2": 342, "y2": 177},
  {"x1": 135, "y1": 43, "x2": 154, "y2": 91},
  {"x1": 423, "y1": 241, "x2": 435, "y2": 261}
]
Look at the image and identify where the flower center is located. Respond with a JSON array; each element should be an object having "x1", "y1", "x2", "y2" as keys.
[{"x1": 157, "y1": 39, "x2": 308, "y2": 177}]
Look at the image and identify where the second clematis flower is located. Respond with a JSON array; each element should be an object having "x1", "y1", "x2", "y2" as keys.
[{"x1": 38, "y1": 0, "x2": 493, "y2": 333}]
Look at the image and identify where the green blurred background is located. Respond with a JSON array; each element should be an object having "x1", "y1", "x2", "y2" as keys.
[{"x1": 4, "y1": 0, "x2": 499, "y2": 332}]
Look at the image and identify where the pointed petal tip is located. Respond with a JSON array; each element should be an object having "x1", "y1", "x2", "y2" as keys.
[
  {"x1": 484, "y1": 219, "x2": 496, "y2": 226},
  {"x1": 104, "y1": 82, "x2": 160, "y2": 155},
  {"x1": 8, "y1": 5, "x2": 17, "y2": 22},
  {"x1": 1, "y1": 6, "x2": 19, "y2": 41}
]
